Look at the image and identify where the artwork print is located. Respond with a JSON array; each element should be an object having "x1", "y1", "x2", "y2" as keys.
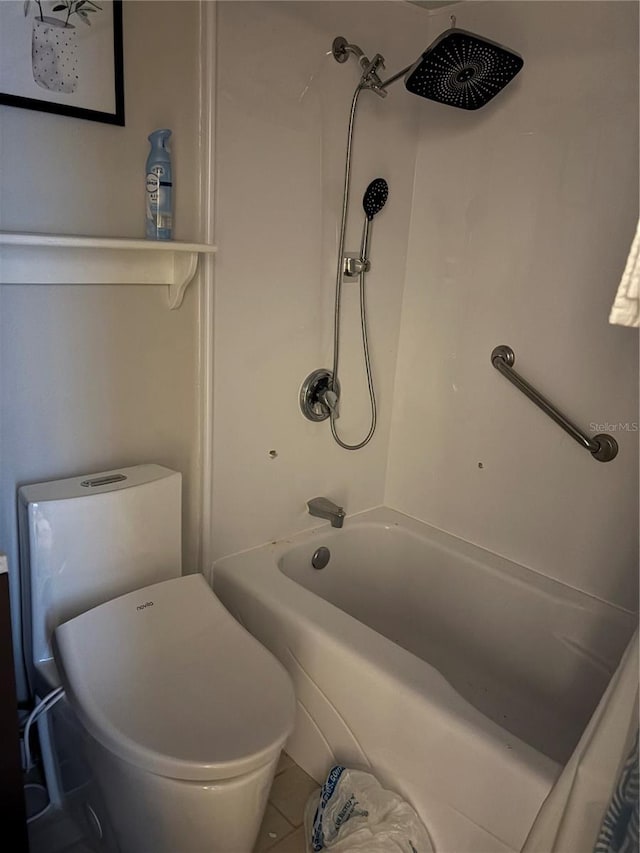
[{"x1": 0, "y1": 0, "x2": 124, "y2": 124}]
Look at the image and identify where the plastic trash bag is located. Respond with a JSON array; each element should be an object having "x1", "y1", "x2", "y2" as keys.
[{"x1": 303, "y1": 765, "x2": 434, "y2": 853}]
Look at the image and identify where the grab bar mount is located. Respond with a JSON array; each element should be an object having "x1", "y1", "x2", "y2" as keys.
[{"x1": 491, "y1": 345, "x2": 618, "y2": 463}]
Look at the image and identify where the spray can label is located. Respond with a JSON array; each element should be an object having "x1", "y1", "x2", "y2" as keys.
[{"x1": 145, "y1": 165, "x2": 172, "y2": 235}]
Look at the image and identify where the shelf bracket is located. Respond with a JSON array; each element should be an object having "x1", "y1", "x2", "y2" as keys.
[{"x1": 169, "y1": 252, "x2": 200, "y2": 309}]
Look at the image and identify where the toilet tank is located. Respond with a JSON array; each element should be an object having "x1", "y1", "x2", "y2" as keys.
[{"x1": 19, "y1": 464, "x2": 182, "y2": 690}]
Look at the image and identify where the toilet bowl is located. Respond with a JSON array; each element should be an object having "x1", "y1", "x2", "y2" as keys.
[
  {"x1": 19, "y1": 465, "x2": 296, "y2": 853},
  {"x1": 54, "y1": 574, "x2": 295, "y2": 853}
]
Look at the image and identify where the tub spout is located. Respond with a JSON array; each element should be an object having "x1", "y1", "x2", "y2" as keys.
[{"x1": 307, "y1": 497, "x2": 345, "y2": 528}]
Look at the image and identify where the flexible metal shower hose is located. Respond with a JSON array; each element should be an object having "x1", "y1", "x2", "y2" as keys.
[{"x1": 330, "y1": 83, "x2": 377, "y2": 451}]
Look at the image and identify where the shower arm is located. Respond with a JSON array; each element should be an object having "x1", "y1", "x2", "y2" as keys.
[
  {"x1": 360, "y1": 62, "x2": 414, "y2": 98},
  {"x1": 332, "y1": 37, "x2": 365, "y2": 64},
  {"x1": 332, "y1": 38, "x2": 390, "y2": 97},
  {"x1": 376, "y1": 63, "x2": 415, "y2": 92}
]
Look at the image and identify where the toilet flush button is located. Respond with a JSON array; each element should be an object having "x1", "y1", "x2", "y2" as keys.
[{"x1": 80, "y1": 474, "x2": 127, "y2": 488}]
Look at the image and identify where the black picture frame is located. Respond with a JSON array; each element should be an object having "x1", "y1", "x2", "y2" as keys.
[{"x1": 0, "y1": 0, "x2": 124, "y2": 126}]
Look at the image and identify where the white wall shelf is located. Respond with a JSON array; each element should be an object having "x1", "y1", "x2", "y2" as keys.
[{"x1": 0, "y1": 232, "x2": 218, "y2": 309}]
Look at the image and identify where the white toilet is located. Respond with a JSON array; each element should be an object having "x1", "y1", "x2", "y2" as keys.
[{"x1": 19, "y1": 464, "x2": 296, "y2": 853}]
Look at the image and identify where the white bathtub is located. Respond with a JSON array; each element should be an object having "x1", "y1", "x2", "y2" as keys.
[{"x1": 212, "y1": 507, "x2": 635, "y2": 853}]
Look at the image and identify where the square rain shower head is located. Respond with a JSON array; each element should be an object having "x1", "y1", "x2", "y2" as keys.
[{"x1": 405, "y1": 28, "x2": 524, "y2": 110}]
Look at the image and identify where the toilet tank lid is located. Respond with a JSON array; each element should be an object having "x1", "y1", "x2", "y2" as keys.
[
  {"x1": 19, "y1": 463, "x2": 176, "y2": 504},
  {"x1": 53, "y1": 575, "x2": 296, "y2": 782}
]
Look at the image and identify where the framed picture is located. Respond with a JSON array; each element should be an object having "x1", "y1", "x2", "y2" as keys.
[{"x1": 0, "y1": 0, "x2": 124, "y2": 125}]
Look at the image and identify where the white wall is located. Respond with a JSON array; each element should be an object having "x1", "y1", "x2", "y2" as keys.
[
  {"x1": 0, "y1": 1, "x2": 203, "y2": 697},
  {"x1": 386, "y1": 1, "x2": 639, "y2": 610},
  {"x1": 212, "y1": 1, "x2": 429, "y2": 559}
]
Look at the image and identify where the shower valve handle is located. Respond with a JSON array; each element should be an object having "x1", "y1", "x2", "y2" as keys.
[{"x1": 321, "y1": 389, "x2": 340, "y2": 419}]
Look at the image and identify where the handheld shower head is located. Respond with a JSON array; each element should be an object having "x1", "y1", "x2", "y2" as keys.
[
  {"x1": 363, "y1": 178, "x2": 388, "y2": 221},
  {"x1": 404, "y1": 28, "x2": 523, "y2": 110}
]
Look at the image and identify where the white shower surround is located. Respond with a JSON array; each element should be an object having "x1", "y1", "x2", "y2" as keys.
[{"x1": 212, "y1": 0, "x2": 638, "y2": 610}]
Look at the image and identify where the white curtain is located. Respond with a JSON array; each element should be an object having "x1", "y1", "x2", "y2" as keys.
[
  {"x1": 522, "y1": 628, "x2": 639, "y2": 853},
  {"x1": 609, "y1": 221, "x2": 640, "y2": 327}
]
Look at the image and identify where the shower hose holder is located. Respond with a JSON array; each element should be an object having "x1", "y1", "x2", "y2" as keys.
[{"x1": 343, "y1": 253, "x2": 371, "y2": 279}]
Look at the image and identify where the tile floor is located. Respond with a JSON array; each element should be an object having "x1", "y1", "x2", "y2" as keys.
[
  {"x1": 27, "y1": 751, "x2": 318, "y2": 853},
  {"x1": 253, "y1": 752, "x2": 318, "y2": 853}
]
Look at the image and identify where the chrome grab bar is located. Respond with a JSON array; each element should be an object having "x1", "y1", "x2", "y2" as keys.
[{"x1": 491, "y1": 345, "x2": 618, "y2": 463}]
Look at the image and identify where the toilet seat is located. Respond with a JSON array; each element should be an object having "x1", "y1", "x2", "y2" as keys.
[{"x1": 52, "y1": 574, "x2": 295, "y2": 782}]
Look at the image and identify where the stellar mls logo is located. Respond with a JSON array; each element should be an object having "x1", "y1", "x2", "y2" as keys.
[
  {"x1": 589, "y1": 422, "x2": 639, "y2": 432},
  {"x1": 136, "y1": 601, "x2": 154, "y2": 611}
]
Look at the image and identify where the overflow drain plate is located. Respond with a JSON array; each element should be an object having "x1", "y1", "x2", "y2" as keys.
[{"x1": 311, "y1": 547, "x2": 330, "y2": 570}]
